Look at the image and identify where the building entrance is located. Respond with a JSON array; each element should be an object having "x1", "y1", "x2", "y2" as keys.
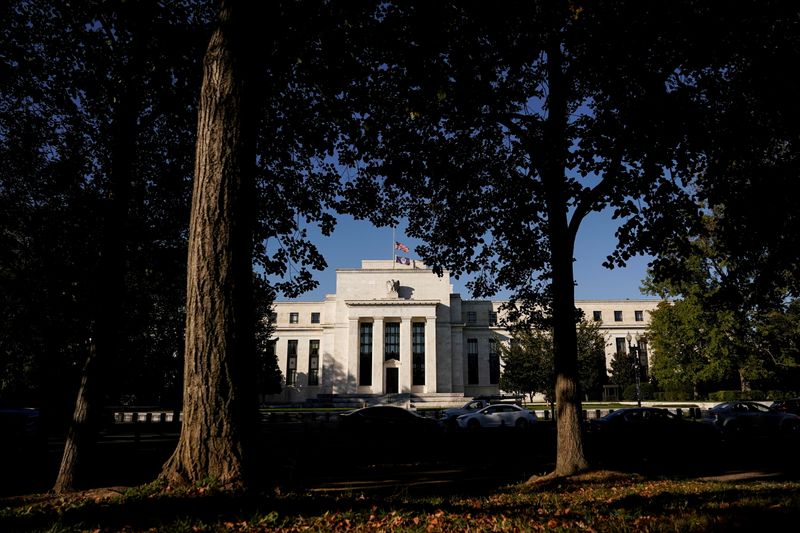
[{"x1": 386, "y1": 368, "x2": 399, "y2": 394}]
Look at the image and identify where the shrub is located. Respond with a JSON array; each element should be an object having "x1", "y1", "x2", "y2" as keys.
[
  {"x1": 653, "y1": 390, "x2": 692, "y2": 401},
  {"x1": 708, "y1": 390, "x2": 766, "y2": 402},
  {"x1": 623, "y1": 383, "x2": 655, "y2": 401}
]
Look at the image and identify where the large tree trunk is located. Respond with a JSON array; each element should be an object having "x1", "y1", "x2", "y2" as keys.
[
  {"x1": 160, "y1": 0, "x2": 258, "y2": 489},
  {"x1": 532, "y1": 20, "x2": 589, "y2": 480},
  {"x1": 548, "y1": 230, "x2": 589, "y2": 477}
]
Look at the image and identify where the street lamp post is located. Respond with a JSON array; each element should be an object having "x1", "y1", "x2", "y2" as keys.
[{"x1": 626, "y1": 333, "x2": 642, "y2": 407}]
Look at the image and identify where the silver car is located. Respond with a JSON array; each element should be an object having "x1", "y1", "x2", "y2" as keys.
[{"x1": 457, "y1": 404, "x2": 537, "y2": 429}]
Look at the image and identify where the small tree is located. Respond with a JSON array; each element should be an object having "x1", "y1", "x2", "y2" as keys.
[
  {"x1": 499, "y1": 330, "x2": 553, "y2": 404},
  {"x1": 500, "y1": 320, "x2": 608, "y2": 404}
]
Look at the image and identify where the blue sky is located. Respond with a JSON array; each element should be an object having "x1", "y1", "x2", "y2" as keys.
[{"x1": 285, "y1": 208, "x2": 657, "y2": 302}]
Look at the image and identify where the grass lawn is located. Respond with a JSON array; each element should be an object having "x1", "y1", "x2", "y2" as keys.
[{"x1": 3, "y1": 470, "x2": 799, "y2": 532}]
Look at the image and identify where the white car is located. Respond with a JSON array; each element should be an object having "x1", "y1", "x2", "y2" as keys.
[{"x1": 456, "y1": 404, "x2": 537, "y2": 429}]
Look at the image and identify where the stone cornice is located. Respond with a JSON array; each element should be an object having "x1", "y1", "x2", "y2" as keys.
[{"x1": 345, "y1": 299, "x2": 440, "y2": 307}]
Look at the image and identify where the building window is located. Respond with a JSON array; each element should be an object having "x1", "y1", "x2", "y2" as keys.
[
  {"x1": 634, "y1": 310, "x2": 644, "y2": 322},
  {"x1": 286, "y1": 340, "x2": 298, "y2": 386},
  {"x1": 384, "y1": 322, "x2": 400, "y2": 361},
  {"x1": 311, "y1": 312, "x2": 320, "y2": 324},
  {"x1": 592, "y1": 310, "x2": 602, "y2": 322},
  {"x1": 467, "y1": 311, "x2": 477, "y2": 324},
  {"x1": 359, "y1": 322, "x2": 373, "y2": 386},
  {"x1": 615, "y1": 337, "x2": 627, "y2": 354},
  {"x1": 467, "y1": 338, "x2": 479, "y2": 384},
  {"x1": 489, "y1": 311, "x2": 498, "y2": 326},
  {"x1": 308, "y1": 340, "x2": 320, "y2": 386},
  {"x1": 269, "y1": 312, "x2": 277, "y2": 323},
  {"x1": 289, "y1": 312, "x2": 299, "y2": 324},
  {"x1": 614, "y1": 310, "x2": 623, "y2": 322},
  {"x1": 489, "y1": 338, "x2": 500, "y2": 385},
  {"x1": 412, "y1": 322, "x2": 425, "y2": 386}
]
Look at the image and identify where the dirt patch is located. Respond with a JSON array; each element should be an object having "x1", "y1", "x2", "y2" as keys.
[{"x1": 1, "y1": 486, "x2": 129, "y2": 508}]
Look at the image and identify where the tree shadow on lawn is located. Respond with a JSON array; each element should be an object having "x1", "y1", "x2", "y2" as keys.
[{"x1": 6, "y1": 469, "x2": 800, "y2": 532}]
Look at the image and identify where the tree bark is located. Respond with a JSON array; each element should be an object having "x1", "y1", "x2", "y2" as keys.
[
  {"x1": 53, "y1": 343, "x2": 98, "y2": 493},
  {"x1": 160, "y1": 0, "x2": 258, "y2": 489}
]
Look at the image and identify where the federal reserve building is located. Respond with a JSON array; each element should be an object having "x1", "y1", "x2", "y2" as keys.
[{"x1": 266, "y1": 260, "x2": 659, "y2": 405}]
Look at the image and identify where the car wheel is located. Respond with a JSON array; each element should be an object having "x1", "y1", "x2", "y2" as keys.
[
  {"x1": 467, "y1": 418, "x2": 481, "y2": 430},
  {"x1": 515, "y1": 418, "x2": 529, "y2": 429}
]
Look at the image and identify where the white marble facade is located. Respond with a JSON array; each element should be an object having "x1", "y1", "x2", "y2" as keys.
[{"x1": 267, "y1": 260, "x2": 660, "y2": 402}]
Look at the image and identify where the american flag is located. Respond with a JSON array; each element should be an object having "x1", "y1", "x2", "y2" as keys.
[{"x1": 395, "y1": 241, "x2": 410, "y2": 253}]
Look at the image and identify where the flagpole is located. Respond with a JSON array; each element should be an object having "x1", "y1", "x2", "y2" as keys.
[{"x1": 392, "y1": 227, "x2": 396, "y2": 269}]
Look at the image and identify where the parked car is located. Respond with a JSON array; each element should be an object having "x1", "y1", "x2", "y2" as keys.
[
  {"x1": 587, "y1": 407, "x2": 720, "y2": 463},
  {"x1": 770, "y1": 398, "x2": 800, "y2": 416},
  {"x1": 707, "y1": 401, "x2": 800, "y2": 438},
  {"x1": 456, "y1": 404, "x2": 537, "y2": 429},
  {"x1": 440, "y1": 396, "x2": 523, "y2": 427},
  {"x1": 440, "y1": 399, "x2": 492, "y2": 427},
  {"x1": 338, "y1": 405, "x2": 440, "y2": 432}
]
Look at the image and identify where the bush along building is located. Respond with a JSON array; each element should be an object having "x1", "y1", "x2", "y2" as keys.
[{"x1": 266, "y1": 260, "x2": 659, "y2": 407}]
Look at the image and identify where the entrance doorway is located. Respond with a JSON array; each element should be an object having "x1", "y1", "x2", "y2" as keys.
[{"x1": 386, "y1": 368, "x2": 399, "y2": 394}]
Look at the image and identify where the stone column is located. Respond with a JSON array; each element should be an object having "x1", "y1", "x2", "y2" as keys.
[
  {"x1": 424, "y1": 316, "x2": 437, "y2": 393},
  {"x1": 372, "y1": 317, "x2": 384, "y2": 394},
  {"x1": 400, "y1": 317, "x2": 412, "y2": 392},
  {"x1": 346, "y1": 318, "x2": 359, "y2": 393}
]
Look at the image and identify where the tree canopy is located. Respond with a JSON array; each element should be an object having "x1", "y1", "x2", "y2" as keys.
[{"x1": 335, "y1": 0, "x2": 756, "y2": 476}]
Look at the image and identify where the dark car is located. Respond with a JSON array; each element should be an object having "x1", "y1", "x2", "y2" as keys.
[
  {"x1": 338, "y1": 405, "x2": 440, "y2": 432},
  {"x1": 707, "y1": 401, "x2": 800, "y2": 439},
  {"x1": 588, "y1": 407, "x2": 720, "y2": 462},
  {"x1": 770, "y1": 398, "x2": 800, "y2": 416}
]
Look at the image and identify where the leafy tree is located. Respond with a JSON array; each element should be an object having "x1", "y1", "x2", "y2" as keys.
[
  {"x1": 499, "y1": 330, "x2": 552, "y2": 403},
  {"x1": 643, "y1": 214, "x2": 800, "y2": 396},
  {"x1": 1, "y1": 0, "x2": 216, "y2": 492},
  {"x1": 645, "y1": 298, "x2": 735, "y2": 398},
  {"x1": 159, "y1": 0, "x2": 382, "y2": 488},
  {"x1": 754, "y1": 300, "x2": 800, "y2": 393},
  {"x1": 638, "y1": 2, "x2": 800, "y2": 395},
  {"x1": 337, "y1": 1, "x2": 740, "y2": 477},
  {"x1": 500, "y1": 320, "x2": 607, "y2": 404}
]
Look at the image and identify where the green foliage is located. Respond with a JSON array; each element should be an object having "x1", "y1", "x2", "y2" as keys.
[
  {"x1": 623, "y1": 383, "x2": 655, "y2": 402},
  {"x1": 499, "y1": 320, "x2": 607, "y2": 402},
  {"x1": 644, "y1": 298, "x2": 737, "y2": 395},
  {"x1": 645, "y1": 242, "x2": 800, "y2": 395},
  {"x1": 708, "y1": 390, "x2": 766, "y2": 402},
  {"x1": 499, "y1": 329, "x2": 553, "y2": 402},
  {"x1": 609, "y1": 351, "x2": 638, "y2": 391},
  {"x1": 0, "y1": 0, "x2": 209, "y2": 410},
  {"x1": 653, "y1": 390, "x2": 693, "y2": 402}
]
